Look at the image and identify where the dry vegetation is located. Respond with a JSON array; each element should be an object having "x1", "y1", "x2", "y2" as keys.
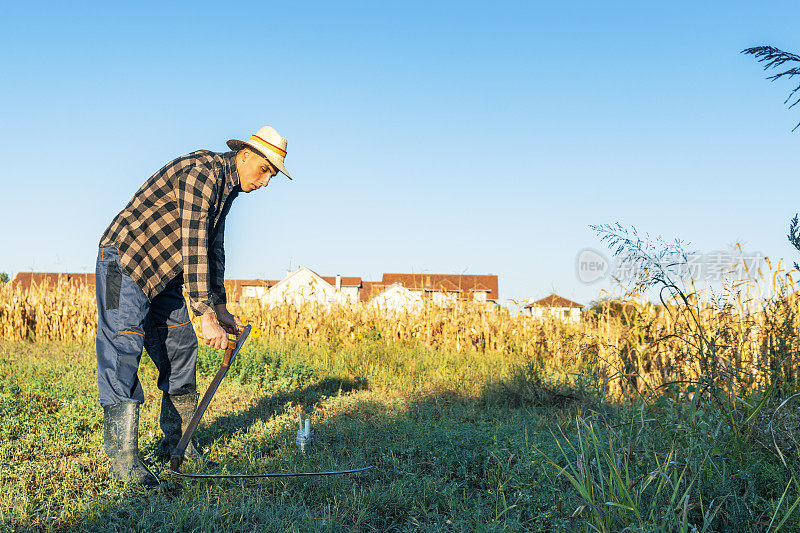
[{"x1": 3, "y1": 261, "x2": 799, "y2": 404}]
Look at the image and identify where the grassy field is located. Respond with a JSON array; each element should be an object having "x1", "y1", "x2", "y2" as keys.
[{"x1": 2, "y1": 336, "x2": 800, "y2": 532}]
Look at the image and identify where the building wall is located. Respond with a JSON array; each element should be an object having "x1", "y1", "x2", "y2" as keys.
[
  {"x1": 339, "y1": 286, "x2": 360, "y2": 303},
  {"x1": 529, "y1": 306, "x2": 581, "y2": 323},
  {"x1": 369, "y1": 285, "x2": 423, "y2": 313},
  {"x1": 429, "y1": 291, "x2": 459, "y2": 306},
  {"x1": 243, "y1": 285, "x2": 269, "y2": 299},
  {"x1": 263, "y1": 269, "x2": 336, "y2": 306}
]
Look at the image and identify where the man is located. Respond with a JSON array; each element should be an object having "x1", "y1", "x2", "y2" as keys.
[{"x1": 95, "y1": 126, "x2": 291, "y2": 486}]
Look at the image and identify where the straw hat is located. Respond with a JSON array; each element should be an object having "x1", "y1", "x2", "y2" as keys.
[{"x1": 227, "y1": 126, "x2": 292, "y2": 179}]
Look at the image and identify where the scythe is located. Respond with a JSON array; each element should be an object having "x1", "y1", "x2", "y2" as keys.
[{"x1": 170, "y1": 324, "x2": 373, "y2": 479}]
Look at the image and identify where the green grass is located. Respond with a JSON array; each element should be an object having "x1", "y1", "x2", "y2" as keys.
[{"x1": 1, "y1": 339, "x2": 800, "y2": 531}]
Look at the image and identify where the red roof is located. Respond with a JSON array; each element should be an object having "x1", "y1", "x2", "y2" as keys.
[
  {"x1": 11, "y1": 272, "x2": 95, "y2": 291},
  {"x1": 381, "y1": 273, "x2": 498, "y2": 300},
  {"x1": 320, "y1": 276, "x2": 362, "y2": 287},
  {"x1": 224, "y1": 279, "x2": 279, "y2": 302},
  {"x1": 358, "y1": 281, "x2": 388, "y2": 302},
  {"x1": 524, "y1": 294, "x2": 583, "y2": 309}
]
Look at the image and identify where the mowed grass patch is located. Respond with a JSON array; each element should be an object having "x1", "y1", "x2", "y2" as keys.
[
  {"x1": 0, "y1": 339, "x2": 564, "y2": 531},
  {"x1": 1, "y1": 340, "x2": 800, "y2": 531}
]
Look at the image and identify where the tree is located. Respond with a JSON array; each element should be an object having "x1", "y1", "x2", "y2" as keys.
[
  {"x1": 743, "y1": 46, "x2": 800, "y2": 267},
  {"x1": 0, "y1": 273, "x2": 8, "y2": 284},
  {"x1": 742, "y1": 46, "x2": 800, "y2": 130}
]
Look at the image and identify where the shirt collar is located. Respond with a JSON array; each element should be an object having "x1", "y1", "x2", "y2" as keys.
[{"x1": 223, "y1": 151, "x2": 241, "y2": 191}]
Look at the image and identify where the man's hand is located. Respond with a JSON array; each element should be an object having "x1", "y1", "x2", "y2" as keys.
[
  {"x1": 214, "y1": 304, "x2": 243, "y2": 335},
  {"x1": 200, "y1": 312, "x2": 228, "y2": 350}
]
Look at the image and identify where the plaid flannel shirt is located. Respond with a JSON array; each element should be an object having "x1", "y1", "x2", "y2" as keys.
[{"x1": 100, "y1": 150, "x2": 241, "y2": 316}]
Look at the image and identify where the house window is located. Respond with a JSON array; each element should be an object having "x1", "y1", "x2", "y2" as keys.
[{"x1": 564, "y1": 309, "x2": 570, "y2": 318}]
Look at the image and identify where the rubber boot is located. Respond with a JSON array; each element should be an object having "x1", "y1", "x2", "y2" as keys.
[
  {"x1": 103, "y1": 402, "x2": 160, "y2": 487},
  {"x1": 159, "y1": 391, "x2": 217, "y2": 467}
]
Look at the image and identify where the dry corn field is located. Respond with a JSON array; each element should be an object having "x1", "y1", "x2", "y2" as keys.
[{"x1": 3, "y1": 267, "x2": 799, "y2": 401}]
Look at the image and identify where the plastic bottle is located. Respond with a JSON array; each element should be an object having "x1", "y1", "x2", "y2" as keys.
[{"x1": 295, "y1": 415, "x2": 314, "y2": 452}]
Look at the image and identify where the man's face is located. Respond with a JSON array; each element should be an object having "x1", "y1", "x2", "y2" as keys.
[{"x1": 237, "y1": 148, "x2": 279, "y2": 193}]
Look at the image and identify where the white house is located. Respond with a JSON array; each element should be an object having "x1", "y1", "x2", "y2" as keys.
[
  {"x1": 524, "y1": 294, "x2": 583, "y2": 323},
  {"x1": 241, "y1": 281, "x2": 272, "y2": 299},
  {"x1": 367, "y1": 283, "x2": 424, "y2": 313},
  {"x1": 260, "y1": 268, "x2": 329, "y2": 306},
  {"x1": 226, "y1": 270, "x2": 499, "y2": 309},
  {"x1": 323, "y1": 274, "x2": 362, "y2": 303},
  {"x1": 252, "y1": 267, "x2": 362, "y2": 307}
]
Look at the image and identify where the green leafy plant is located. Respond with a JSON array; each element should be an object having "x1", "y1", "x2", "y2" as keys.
[{"x1": 535, "y1": 414, "x2": 719, "y2": 532}]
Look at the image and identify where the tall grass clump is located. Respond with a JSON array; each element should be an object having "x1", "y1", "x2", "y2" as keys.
[
  {"x1": 536, "y1": 414, "x2": 712, "y2": 532},
  {"x1": 591, "y1": 224, "x2": 800, "y2": 436},
  {"x1": 536, "y1": 411, "x2": 800, "y2": 532},
  {"x1": 526, "y1": 224, "x2": 800, "y2": 531}
]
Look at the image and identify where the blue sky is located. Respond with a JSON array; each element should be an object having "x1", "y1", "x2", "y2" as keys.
[{"x1": 1, "y1": 1, "x2": 799, "y2": 305}]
